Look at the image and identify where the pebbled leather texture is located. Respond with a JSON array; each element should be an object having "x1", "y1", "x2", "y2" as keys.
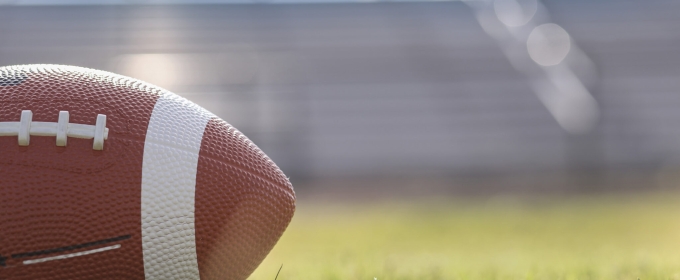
[
  {"x1": 195, "y1": 119, "x2": 296, "y2": 280},
  {"x1": 0, "y1": 64, "x2": 296, "y2": 280}
]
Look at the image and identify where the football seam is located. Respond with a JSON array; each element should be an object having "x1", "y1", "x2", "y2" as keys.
[{"x1": 198, "y1": 155, "x2": 295, "y2": 197}]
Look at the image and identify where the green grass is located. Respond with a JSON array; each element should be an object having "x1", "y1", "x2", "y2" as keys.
[{"x1": 249, "y1": 192, "x2": 680, "y2": 279}]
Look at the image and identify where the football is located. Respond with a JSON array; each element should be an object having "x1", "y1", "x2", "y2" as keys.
[{"x1": 0, "y1": 64, "x2": 296, "y2": 280}]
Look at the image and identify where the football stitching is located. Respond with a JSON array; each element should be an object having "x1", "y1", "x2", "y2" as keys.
[{"x1": 0, "y1": 110, "x2": 109, "y2": 150}]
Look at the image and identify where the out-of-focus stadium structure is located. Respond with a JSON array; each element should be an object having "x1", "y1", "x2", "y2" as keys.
[{"x1": 1, "y1": 0, "x2": 680, "y2": 192}]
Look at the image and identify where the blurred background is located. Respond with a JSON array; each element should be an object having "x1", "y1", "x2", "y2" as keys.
[{"x1": 2, "y1": 0, "x2": 680, "y2": 278}]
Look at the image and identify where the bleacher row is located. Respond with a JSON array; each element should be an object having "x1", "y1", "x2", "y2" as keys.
[{"x1": 1, "y1": 0, "x2": 679, "y2": 178}]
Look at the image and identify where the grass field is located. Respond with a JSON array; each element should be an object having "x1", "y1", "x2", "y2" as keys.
[{"x1": 249, "y1": 191, "x2": 680, "y2": 280}]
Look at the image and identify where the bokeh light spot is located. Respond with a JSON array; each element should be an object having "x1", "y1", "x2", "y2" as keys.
[
  {"x1": 494, "y1": 0, "x2": 538, "y2": 27},
  {"x1": 527, "y1": 23, "x2": 571, "y2": 66}
]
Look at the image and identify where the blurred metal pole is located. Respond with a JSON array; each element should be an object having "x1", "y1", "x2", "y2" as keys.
[
  {"x1": 465, "y1": 0, "x2": 605, "y2": 188},
  {"x1": 465, "y1": 0, "x2": 599, "y2": 134}
]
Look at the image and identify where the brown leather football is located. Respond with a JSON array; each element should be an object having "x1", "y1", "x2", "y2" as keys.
[{"x1": 0, "y1": 64, "x2": 296, "y2": 280}]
